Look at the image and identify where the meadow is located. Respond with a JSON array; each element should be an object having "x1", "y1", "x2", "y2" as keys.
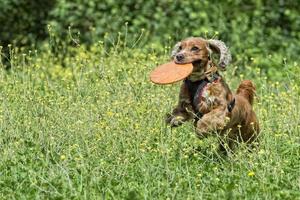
[{"x1": 0, "y1": 39, "x2": 299, "y2": 199}]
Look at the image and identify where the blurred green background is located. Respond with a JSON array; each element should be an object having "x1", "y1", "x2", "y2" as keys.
[{"x1": 0, "y1": 0, "x2": 299, "y2": 70}]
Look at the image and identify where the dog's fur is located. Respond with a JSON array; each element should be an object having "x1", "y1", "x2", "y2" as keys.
[{"x1": 166, "y1": 37, "x2": 260, "y2": 152}]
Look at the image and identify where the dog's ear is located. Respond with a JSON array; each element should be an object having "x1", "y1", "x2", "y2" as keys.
[
  {"x1": 171, "y1": 42, "x2": 181, "y2": 58},
  {"x1": 207, "y1": 39, "x2": 232, "y2": 69}
]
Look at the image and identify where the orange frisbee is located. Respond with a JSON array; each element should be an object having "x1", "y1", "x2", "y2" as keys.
[{"x1": 150, "y1": 62, "x2": 193, "y2": 84}]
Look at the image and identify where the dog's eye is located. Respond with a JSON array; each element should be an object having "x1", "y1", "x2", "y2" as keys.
[
  {"x1": 178, "y1": 46, "x2": 182, "y2": 51},
  {"x1": 191, "y1": 46, "x2": 199, "y2": 51}
]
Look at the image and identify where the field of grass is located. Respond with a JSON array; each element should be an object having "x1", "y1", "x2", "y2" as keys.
[{"x1": 0, "y1": 43, "x2": 299, "y2": 199}]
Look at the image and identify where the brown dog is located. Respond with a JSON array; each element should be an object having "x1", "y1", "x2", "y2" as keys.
[{"x1": 166, "y1": 37, "x2": 260, "y2": 152}]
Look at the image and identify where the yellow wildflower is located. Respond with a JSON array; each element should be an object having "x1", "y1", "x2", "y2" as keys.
[
  {"x1": 60, "y1": 155, "x2": 66, "y2": 160},
  {"x1": 248, "y1": 171, "x2": 255, "y2": 177}
]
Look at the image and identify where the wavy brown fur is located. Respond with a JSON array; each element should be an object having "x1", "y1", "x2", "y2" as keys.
[{"x1": 166, "y1": 37, "x2": 260, "y2": 153}]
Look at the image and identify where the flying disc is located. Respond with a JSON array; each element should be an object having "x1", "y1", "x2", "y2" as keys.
[{"x1": 150, "y1": 62, "x2": 193, "y2": 84}]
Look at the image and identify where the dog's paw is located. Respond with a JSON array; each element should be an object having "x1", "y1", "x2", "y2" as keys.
[
  {"x1": 165, "y1": 114, "x2": 185, "y2": 127},
  {"x1": 195, "y1": 124, "x2": 211, "y2": 139},
  {"x1": 195, "y1": 129, "x2": 208, "y2": 139}
]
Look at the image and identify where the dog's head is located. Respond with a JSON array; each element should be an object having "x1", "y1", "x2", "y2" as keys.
[{"x1": 171, "y1": 37, "x2": 231, "y2": 70}]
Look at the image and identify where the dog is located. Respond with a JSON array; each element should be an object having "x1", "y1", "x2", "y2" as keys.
[{"x1": 166, "y1": 37, "x2": 260, "y2": 152}]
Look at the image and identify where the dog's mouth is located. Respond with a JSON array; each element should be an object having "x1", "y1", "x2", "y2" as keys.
[
  {"x1": 173, "y1": 59, "x2": 203, "y2": 75},
  {"x1": 174, "y1": 58, "x2": 202, "y2": 65}
]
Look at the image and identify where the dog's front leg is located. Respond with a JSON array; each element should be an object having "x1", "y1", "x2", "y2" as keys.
[
  {"x1": 166, "y1": 82, "x2": 193, "y2": 127},
  {"x1": 195, "y1": 106, "x2": 229, "y2": 138}
]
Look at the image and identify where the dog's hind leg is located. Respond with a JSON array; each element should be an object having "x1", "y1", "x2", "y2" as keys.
[{"x1": 218, "y1": 135, "x2": 236, "y2": 155}]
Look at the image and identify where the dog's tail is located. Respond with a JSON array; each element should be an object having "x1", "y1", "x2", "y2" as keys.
[{"x1": 236, "y1": 80, "x2": 256, "y2": 105}]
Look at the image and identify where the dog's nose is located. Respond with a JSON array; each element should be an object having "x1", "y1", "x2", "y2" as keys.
[{"x1": 176, "y1": 54, "x2": 184, "y2": 61}]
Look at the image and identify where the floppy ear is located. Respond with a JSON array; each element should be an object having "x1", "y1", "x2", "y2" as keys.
[
  {"x1": 207, "y1": 39, "x2": 232, "y2": 69},
  {"x1": 171, "y1": 42, "x2": 181, "y2": 58}
]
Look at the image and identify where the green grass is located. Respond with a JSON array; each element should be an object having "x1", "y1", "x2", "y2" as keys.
[{"x1": 0, "y1": 44, "x2": 299, "y2": 199}]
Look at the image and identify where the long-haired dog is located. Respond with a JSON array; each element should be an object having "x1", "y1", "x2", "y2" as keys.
[{"x1": 166, "y1": 37, "x2": 260, "y2": 152}]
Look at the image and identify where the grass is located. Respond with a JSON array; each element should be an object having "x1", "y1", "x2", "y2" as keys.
[{"x1": 0, "y1": 43, "x2": 299, "y2": 199}]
